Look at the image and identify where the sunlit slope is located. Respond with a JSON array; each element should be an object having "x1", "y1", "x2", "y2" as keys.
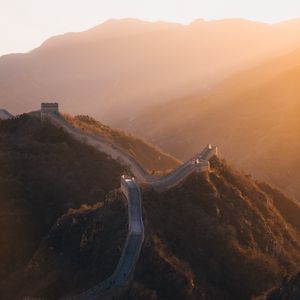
[
  {"x1": 2, "y1": 19, "x2": 300, "y2": 123},
  {"x1": 123, "y1": 49, "x2": 300, "y2": 200},
  {"x1": 63, "y1": 114, "x2": 180, "y2": 173}
]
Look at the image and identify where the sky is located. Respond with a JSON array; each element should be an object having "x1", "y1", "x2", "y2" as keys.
[{"x1": 0, "y1": 0, "x2": 299, "y2": 56}]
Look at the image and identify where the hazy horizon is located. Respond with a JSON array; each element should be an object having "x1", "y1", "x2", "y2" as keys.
[
  {"x1": 1, "y1": 2, "x2": 300, "y2": 299},
  {"x1": 1, "y1": 0, "x2": 300, "y2": 55},
  {"x1": 2, "y1": 17, "x2": 300, "y2": 57}
]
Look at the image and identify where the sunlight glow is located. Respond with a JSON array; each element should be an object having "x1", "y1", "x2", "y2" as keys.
[{"x1": 0, "y1": 0, "x2": 299, "y2": 55}]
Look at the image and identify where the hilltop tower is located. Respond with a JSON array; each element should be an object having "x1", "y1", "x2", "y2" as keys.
[{"x1": 41, "y1": 102, "x2": 59, "y2": 121}]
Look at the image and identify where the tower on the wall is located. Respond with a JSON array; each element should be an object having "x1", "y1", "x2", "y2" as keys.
[{"x1": 41, "y1": 102, "x2": 59, "y2": 121}]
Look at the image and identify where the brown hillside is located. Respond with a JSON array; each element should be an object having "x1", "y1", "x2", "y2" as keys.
[
  {"x1": 3, "y1": 156, "x2": 300, "y2": 300},
  {"x1": 63, "y1": 113, "x2": 180, "y2": 173},
  {"x1": 0, "y1": 114, "x2": 127, "y2": 291}
]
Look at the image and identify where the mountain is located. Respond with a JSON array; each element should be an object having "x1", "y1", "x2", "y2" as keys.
[
  {"x1": 130, "y1": 158, "x2": 300, "y2": 300},
  {"x1": 63, "y1": 113, "x2": 180, "y2": 173},
  {"x1": 0, "y1": 114, "x2": 128, "y2": 289},
  {"x1": 0, "y1": 197, "x2": 128, "y2": 299},
  {"x1": 0, "y1": 108, "x2": 180, "y2": 286},
  {"x1": 121, "y1": 48, "x2": 300, "y2": 201},
  {"x1": 2, "y1": 151, "x2": 300, "y2": 299},
  {"x1": 2, "y1": 18, "x2": 300, "y2": 124}
]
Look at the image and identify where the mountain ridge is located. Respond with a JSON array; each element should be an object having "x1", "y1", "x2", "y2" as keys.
[
  {"x1": 2, "y1": 18, "x2": 300, "y2": 124},
  {"x1": 4, "y1": 17, "x2": 299, "y2": 59},
  {"x1": 62, "y1": 113, "x2": 180, "y2": 173},
  {"x1": 1, "y1": 113, "x2": 300, "y2": 299}
]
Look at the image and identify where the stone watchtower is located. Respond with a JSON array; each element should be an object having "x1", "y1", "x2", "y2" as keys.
[{"x1": 41, "y1": 102, "x2": 59, "y2": 121}]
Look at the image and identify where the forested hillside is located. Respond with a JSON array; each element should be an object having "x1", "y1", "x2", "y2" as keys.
[{"x1": 0, "y1": 114, "x2": 127, "y2": 290}]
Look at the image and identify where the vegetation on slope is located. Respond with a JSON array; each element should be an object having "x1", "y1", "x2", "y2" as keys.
[
  {"x1": 63, "y1": 113, "x2": 180, "y2": 173},
  {"x1": 126, "y1": 157, "x2": 300, "y2": 300},
  {"x1": 258, "y1": 182, "x2": 300, "y2": 232},
  {"x1": 14, "y1": 155, "x2": 300, "y2": 300},
  {"x1": 0, "y1": 114, "x2": 127, "y2": 293},
  {"x1": 0, "y1": 193, "x2": 127, "y2": 300},
  {"x1": 1, "y1": 116, "x2": 300, "y2": 300},
  {"x1": 260, "y1": 272, "x2": 300, "y2": 300}
]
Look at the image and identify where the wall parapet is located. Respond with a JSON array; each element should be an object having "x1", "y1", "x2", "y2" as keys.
[
  {"x1": 0, "y1": 109, "x2": 14, "y2": 120},
  {"x1": 24, "y1": 103, "x2": 219, "y2": 300}
]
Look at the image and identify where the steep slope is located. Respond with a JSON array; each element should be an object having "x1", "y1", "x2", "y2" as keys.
[
  {"x1": 123, "y1": 48, "x2": 300, "y2": 201},
  {"x1": 63, "y1": 114, "x2": 180, "y2": 173},
  {"x1": 0, "y1": 195, "x2": 127, "y2": 300},
  {"x1": 261, "y1": 272, "x2": 300, "y2": 300},
  {"x1": 0, "y1": 114, "x2": 127, "y2": 288},
  {"x1": 3, "y1": 157, "x2": 300, "y2": 300},
  {"x1": 0, "y1": 109, "x2": 13, "y2": 120},
  {"x1": 127, "y1": 157, "x2": 300, "y2": 300},
  {"x1": 2, "y1": 19, "x2": 300, "y2": 123}
]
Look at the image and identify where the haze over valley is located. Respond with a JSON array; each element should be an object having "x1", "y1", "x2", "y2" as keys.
[
  {"x1": 1, "y1": 3, "x2": 300, "y2": 299},
  {"x1": 122, "y1": 47, "x2": 300, "y2": 201},
  {"x1": 1, "y1": 18, "x2": 300, "y2": 124}
]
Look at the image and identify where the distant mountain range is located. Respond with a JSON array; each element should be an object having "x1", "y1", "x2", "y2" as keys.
[
  {"x1": 122, "y1": 48, "x2": 300, "y2": 201},
  {"x1": 1, "y1": 18, "x2": 300, "y2": 124}
]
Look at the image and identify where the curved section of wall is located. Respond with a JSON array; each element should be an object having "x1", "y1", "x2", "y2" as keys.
[
  {"x1": 24, "y1": 177, "x2": 144, "y2": 300},
  {"x1": 47, "y1": 113, "x2": 218, "y2": 191},
  {"x1": 24, "y1": 108, "x2": 218, "y2": 300},
  {"x1": 0, "y1": 109, "x2": 14, "y2": 120}
]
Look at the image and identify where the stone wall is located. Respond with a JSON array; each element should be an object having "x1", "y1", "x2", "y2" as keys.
[{"x1": 0, "y1": 109, "x2": 14, "y2": 120}]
